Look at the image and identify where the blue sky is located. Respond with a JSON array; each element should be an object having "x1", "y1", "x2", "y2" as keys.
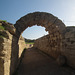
[{"x1": 0, "y1": 0, "x2": 75, "y2": 39}]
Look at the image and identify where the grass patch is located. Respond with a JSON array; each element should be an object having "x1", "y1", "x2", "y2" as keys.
[{"x1": 0, "y1": 26, "x2": 5, "y2": 30}]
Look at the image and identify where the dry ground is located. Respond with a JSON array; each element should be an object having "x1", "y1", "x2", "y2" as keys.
[{"x1": 15, "y1": 47, "x2": 75, "y2": 75}]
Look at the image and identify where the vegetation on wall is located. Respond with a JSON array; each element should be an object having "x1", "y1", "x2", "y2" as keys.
[
  {"x1": 0, "y1": 25, "x2": 5, "y2": 30},
  {"x1": 0, "y1": 20, "x2": 7, "y2": 22}
]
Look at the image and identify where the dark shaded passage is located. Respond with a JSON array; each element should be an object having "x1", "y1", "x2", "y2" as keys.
[{"x1": 16, "y1": 48, "x2": 75, "y2": 75}]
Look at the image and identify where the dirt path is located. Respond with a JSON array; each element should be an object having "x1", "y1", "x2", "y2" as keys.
[{"x1": 16, "y1": 47, "x2": 75, "y2": 75}]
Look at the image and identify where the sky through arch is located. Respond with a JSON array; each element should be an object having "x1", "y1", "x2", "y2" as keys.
[{"x1": 22, "y1": 25, "x2": 48, "y2": 40}]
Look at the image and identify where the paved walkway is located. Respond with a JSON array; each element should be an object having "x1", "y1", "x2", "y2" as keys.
[{"x1": 16, "y1": 47, "x2": 75, "y2": 75}]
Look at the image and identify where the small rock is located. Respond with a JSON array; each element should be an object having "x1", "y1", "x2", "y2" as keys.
[{"x1": 56, "y1": 55, "x2": 66, "y2": 66}]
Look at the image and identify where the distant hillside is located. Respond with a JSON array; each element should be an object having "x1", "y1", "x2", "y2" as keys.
[{"x1": 24, "y1": 38, "x2": 35, "y2": 44}]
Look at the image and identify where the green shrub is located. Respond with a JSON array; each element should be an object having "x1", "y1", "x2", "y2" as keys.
[{"x1": 0, "y1": 35, "x2": 4, "y2": 38}]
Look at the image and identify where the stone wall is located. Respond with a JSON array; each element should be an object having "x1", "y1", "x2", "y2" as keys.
[
  {"x1": 34, "y1": 26, "x2": 75, "y2": 68},
  {"x1": 0, "y1": 31, "x2": 12, "y2": 75},
  {"x1": 0, "y1": 21, "x2": 25, "y2": 75},
  {"x1": 34, "y1": 33, "x2": 61, "y2": 59},
  {"x1": 34, "y1": 24, "x2": 62, "y2": 59},
  {"x1": 62, "y1": 26, "x2": 75, "y2": 68}
]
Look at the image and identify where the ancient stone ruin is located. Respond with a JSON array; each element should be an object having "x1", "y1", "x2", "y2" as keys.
[{"x1": 0, "y1": 12, "x2": 75, "y2": 75}]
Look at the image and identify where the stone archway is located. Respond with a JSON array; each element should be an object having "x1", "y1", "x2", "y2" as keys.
[
  {"x1": 14, "y1": 12, "x2": 65, "y2": 37},
  {"x1": 11, "y1": 12, "x2": 66, "y2": 75},
  {"x1": 14, "y1": 11, "x2": 65, "y2": 59}
]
